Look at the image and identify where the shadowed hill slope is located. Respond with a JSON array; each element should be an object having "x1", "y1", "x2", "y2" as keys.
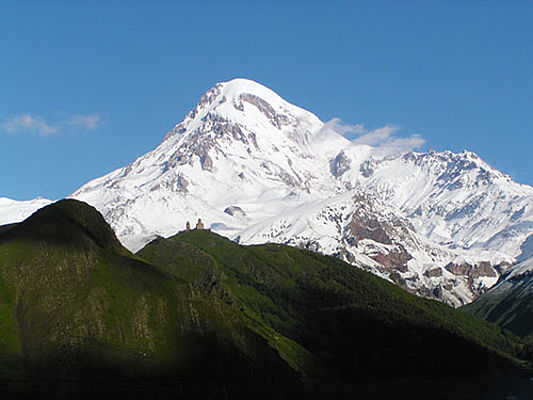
[
  {"x1": 139, "y1": 230, "x2": 533, "y2": 396},
  {"x1": 464, "y1": 271, "x2": 533, "y2": 342},
  {"x1": 0, "y1": 199, "x2": 531, "y2": 399},
  {"x1": 0, "y1": 200, "x2": 304, "y2": 399}
]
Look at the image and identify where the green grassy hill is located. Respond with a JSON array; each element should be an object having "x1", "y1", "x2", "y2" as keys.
[
  {"x1": 0, "y1": 200, "x2": 304, "y2": 399},
  {"x1": 0, "y1": 199, "x2": 531, "y2": 399},
  {"x1": 139, "y1": 231, "x2": 531, "y2": 375},
  {"x1": 464, "y1": 272, "x2": 533, "y2": 343}
]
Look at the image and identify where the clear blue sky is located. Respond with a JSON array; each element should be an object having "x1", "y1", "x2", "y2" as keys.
[{"x1": 1, "y1": 1, "x2": 532, "y2": 200}]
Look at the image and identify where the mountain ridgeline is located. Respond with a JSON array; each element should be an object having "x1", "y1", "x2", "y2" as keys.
[
  {"x1": 3, "y1": 79, "x2": 533, "y2": 307},
  {"x1": 465, "y1": 268, "x2": 533, "y2": 342},
  {"x1": 68, "y1": 78, "x2": 533, "y2": 307},
  {"x1": 0, "y1": 199, "x2": 531, "y2": 399}
]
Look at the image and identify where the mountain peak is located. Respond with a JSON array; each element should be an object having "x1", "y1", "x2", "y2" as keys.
[
  {"x1": 192, "y1": 78, "x2": 286, "y2": 112},
  {"x1": 217, "y1": 78, "x2": 285, "y2": 103},
  {"x1": 181, "y1": 78, "x2": 322, "y2": 131}
]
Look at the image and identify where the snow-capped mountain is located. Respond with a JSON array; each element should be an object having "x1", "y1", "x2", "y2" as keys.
[
  {"x1": 1, "y1": 78, "x2": 528, "y2": 306},
  {"x1": 0, "y1": 197, "x2": 52, "y2": 226},
  {"x1": 72, "y1": 79, "x2": 341, "y2": 250},
  {"x1": 67, "y1": 78, "x2": 533, "y2": 306},
  {"x1": 338, "y1": 149, "x2": 533, "y2": 259}
]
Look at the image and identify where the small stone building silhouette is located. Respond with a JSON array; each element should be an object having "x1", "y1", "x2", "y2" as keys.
[
  {"x1": 184, "y1": 218, "x2": 208, "y2": 232},
  {"x1": 196, "y1": 218, "x2": 204, "y2": 230}
]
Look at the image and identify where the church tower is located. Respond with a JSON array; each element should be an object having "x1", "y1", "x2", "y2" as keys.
[{"x1": 196, "y1": 218, "x2": 204, "y2": 230}]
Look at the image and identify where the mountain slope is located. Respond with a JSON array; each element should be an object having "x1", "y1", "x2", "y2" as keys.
[
  {"x1": 71, "y1": 79, "x2": 340, "y2": 251},
  {"x1": 338, "y1": 149, "x2": 533, "y2": 259},
  {"x1": 465, "y1": 254, "x2": 533, "y2": 341},
  {"x1": 69, "y1": 78, "x2": 533, "y2": 306},
  {"x1": 138, "y1": 229, "x2": 533, "y2": 398},
  {"x1": 0, "y1": 197, "x2": 52, "y2": 226},
  {"x1": 0, "y1": 200, "x2": 305, "y2": 399},
  {"x1": 0, "y1": 199, "x2": 531, "y2": 398},
  {"x1": 235, "y1": 189, "x2": 501, "y2": 306}
]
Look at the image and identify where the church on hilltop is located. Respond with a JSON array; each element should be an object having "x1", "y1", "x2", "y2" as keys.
[{"x1": 185, "y1": 218, "x2": 207, "y2": 231}]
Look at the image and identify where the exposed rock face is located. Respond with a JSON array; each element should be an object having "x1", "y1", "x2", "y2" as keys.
[
  {"x1": 424, "y1": 267, "x2": 443, "y2": 278},
  {"x1": 239, "y1": 93, "x2": 290, "y2": 130},
  {"x1": 372, "y1": 245, "x2": 412, "y2": 273},
  {"x1": 350, "y1": 212, "x2": 392, "y2": 245},
  {"x1": 330, "y1": 151, "x2": 351, "y2": 178},
  {"x1": 465, "y1": 255, "x2": 533, "y2": 338},
  {"x1": 176, "y1": 174, "x2": 189, "y2": 192},
  {"x1": 445, "y1": 262, "x2": 497, "y2": 279},
  {"x1": 224, "y1": 206, "x2": 246, "y2": 218},
  {"x1": 347, "y1": 197, "x2": 414, "y2": 273},
  {"x1": 200, "y1": 152, "x2": 213, "y2": 171}
]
